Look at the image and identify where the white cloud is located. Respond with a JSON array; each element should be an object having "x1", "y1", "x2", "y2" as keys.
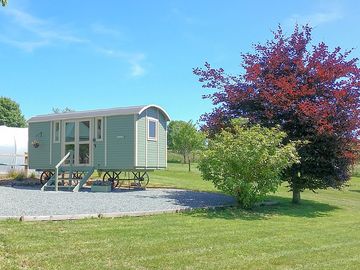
[
  {"x1": 97, "y1": 48, "x2": 146, "y2": 77},
  {"x1": 0, "y1": 35, "x2": 49, "y2": 52},
  {"x1": 91, "y1": 23, "x2": 122, "y2": 37},
  {"x1": 288, "y1": 10, "x2": 343, "y2": 27},
  {"x1": 285, "y1": 2, "x2": 344, "y2": 29},
  {"x1": 0, "y1": 8, "x2": 147, "y2": 77},
  {"x1": 0, "y1": 8, "x2": 87, "y2": 52},
  {"x1": 129, "y1": 54, "x2": 146, "y2": 77}
]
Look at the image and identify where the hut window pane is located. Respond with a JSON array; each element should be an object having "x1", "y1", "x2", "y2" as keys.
[
  {"x1": 148, "y1": 119, "x2": 157, "y2": 140},
  {"x1": 96, "y1": 118, "x2": 103, "y2": 141},
  {"x1": 79, "y1": 121, "x2": 90, "y2": 141},
  {"x1": 65, "y1": 144, "x2": 74, "y2": 164},
  {"x1": 79, "y1": 144, "x2": 90, "y2": 164},
  {"x1": 65, "y1": 122, "x2": 75, "y2": 142},
  {"x1": 53, "y1": 121, "x2": 60, "y2": 143}
]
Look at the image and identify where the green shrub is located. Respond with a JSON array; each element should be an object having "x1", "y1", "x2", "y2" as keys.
[
  {"x1": 96, "y1": 170, "x2": 103, "y2": 178},
  {"x1": 351, "y1": 163, "x2": 360, "y2": 177},
  {"x1": 29, "y1": 172, "x2": 36, "y2": 179},
  {"x1": 198, "y1": 122, "x2": 299, "y2": 208},
  {"x1": 7, "y1": 169, "x2": 27, "y2": 180},
  {"x1": 167, "y1": 151, "x2": 183, "y2": 163},
  {"x1": 167, "y1": 150, "x2": 202, "y2": 164}
]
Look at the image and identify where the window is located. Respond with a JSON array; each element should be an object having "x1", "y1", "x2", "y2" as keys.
[
  {"x1": 53, "y1": 121, "x2": 60, "y2": 143},
  {"x1": 79, "y1": 120, "x2": 90, "y2": 141},
  {"x1": 96, "y1": 117, "x2": 103, "y2": 141},
  {"x1": 147, "y1": 118, "x2": 157, "y2": 141},
  {"x1": 79, "y1": 144, "x2": 90, "y2": 164},
  {"x1": 65, "y1": 122, "x2": 75, "y2": 142}
]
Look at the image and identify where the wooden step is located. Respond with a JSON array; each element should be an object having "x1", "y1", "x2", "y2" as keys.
[{"x1": 43, "y1": 185, "x2": 74, "y2": 191}]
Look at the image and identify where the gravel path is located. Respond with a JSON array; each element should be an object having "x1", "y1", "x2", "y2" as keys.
[{"x1": 0, "y1": 186, "x2": 235, "y2": 217}]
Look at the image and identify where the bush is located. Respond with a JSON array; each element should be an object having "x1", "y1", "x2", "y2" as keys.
[
  {"x1": 167, "y1": 151, "x2": 183, "y2": 163},
  {"x1": 351, "y1": 163, "x2": 360, "y2": 177},
  {"x1": 7, "y1": 169, "x2": 27, "y2": 180},
  {"x1": 198, "y1": 122, "x2": 299, "y2": 208}
]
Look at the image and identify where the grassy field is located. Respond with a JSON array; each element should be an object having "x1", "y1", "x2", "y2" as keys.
[
  {"x1": 0, "y1": 163, "x2": 360, "y2": 269},
  {"x1": 148, "y1": 162, "x2": 218, "y2": 192}
]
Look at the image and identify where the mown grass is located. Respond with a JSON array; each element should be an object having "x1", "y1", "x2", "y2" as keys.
[
  {"x1": 148, "y1": 162, "x2": 218, "y2": 192},
  {"x1": 1, "y1": 163, "x2": 360, "y2": 269}
]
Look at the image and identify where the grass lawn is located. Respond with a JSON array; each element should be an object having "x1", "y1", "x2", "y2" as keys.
[
  {"x1": 148, "y1": 162, "x2": 218, "y2": 192},
  {"x1": 1, "y1": 163, "x2": 360, "y2": 269}
]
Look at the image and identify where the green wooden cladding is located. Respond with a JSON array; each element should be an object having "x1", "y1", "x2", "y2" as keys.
[
  {"x1": 28, "y1": 122, "x2": 51, "y2": 169},
  {"x1": 28, "y1": 107, "x2": 168, "y2": 171}
]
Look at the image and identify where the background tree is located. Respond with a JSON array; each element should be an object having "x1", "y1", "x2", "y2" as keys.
[
  {"x1": 199, "y1": 120, "x2": 299, "y2": 208},
  {"x1": 167, "y1": 120, "x2": 183, "y2": 150},
  {"x1": 194, "y1": 25, "x2": 360, "y2": 203},
  {"x1": 1, "y1": 0, "x2": 7, "y2": 7},
  {"x1": 52, "y1": 107, "x2": 74, "y2": 114},
  {"x1": 0, "y1": 97, "x2": 26, "y2": 127},
  {"x1": 169, "y1": 120, "x2": 205, "y2": 171}
]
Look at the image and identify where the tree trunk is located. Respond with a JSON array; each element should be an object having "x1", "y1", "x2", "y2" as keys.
[
  {"x1": 188, "y1": 156, "x2": 191, "y2": 172},
  {"x1": 292, "y1": 189, "x2": 301, "y2": 204}
]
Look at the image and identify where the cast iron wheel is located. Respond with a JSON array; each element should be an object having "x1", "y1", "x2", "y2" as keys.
[
  {"x1": 40, "y1": 171, "x2": 54, "y2": 185},
  {"x1": 72, "y1": 172, "x2": 84, "y2": 179},
  {"x1": 133, "y1": 172, "x2": 149, "y2": 188},
  {"x1": 117, "y1": 172, "x2": 129, "y2": 188},
  {"x1": 102, "y1": 171, "x2": 120, "y2": 188}
]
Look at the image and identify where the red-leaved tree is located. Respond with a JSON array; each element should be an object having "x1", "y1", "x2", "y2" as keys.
[{"x1": 194, "y1": 25, "x2": 360, "y2": 203}]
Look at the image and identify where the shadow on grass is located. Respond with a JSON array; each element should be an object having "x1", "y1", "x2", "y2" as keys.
[
  {"x1": 349, "y1": 189, "x2": 360, "y2": 193},
  {"x1": 185, "y1": 195, "x2": 339, "y2": 221}
]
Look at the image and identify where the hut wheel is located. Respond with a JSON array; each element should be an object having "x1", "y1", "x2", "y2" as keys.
[
  {"x1": 102, "y1": 171, "x2": 120, "y2": 188},
  {"x1": 133, "y1": 172, "x2": 149, "y2": 188},
  {"x1": 40, "y1": 171, "x2": 54, "y2": 185}
]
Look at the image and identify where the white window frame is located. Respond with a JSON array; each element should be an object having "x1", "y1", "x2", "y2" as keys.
[
  {"x1": 95, "y1": 117, "x2": 103, "y2": 141},
  {"x1": 147, "y1": 117, "x2": 158, "y2": 141},
  {"x1": 53, "y1": 121, "x2": 60, "y2": 143},
  {"x1": 62, "y1": 118, "x2": 92, "y2": 166}
]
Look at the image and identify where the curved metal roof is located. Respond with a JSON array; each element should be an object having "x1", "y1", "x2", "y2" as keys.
[{"x1": 27, "y1": 104, "x2": 171, "y2": 123}]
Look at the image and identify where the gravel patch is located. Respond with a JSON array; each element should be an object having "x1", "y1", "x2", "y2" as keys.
[{"x1": 0, "y1": 186, "x2": 236, "y2": 218}]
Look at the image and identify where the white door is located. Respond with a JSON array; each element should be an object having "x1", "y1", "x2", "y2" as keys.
[{"x1": 63, "y1": 119, "x2": 92, "y2": 166}]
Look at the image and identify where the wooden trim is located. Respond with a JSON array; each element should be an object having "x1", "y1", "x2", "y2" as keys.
[
  {"x1": 28, "y1": 105, "x2": 171, "y2": 123},
  {"x1": 134, "y1": 114, "x2": 138, "y2": 167},
  {"x1": 49, "y1": 122, "x2": 52, "y2": 165},
  {"x1": 95, "y1": 117, "x2": 103, "y2": 141},
  {"x1": 157, "y1": 110, "x2": 160, "y2": 167},
  {"x1": 145, "y1": 111, "x2": 148, "y2": 167},
  {"x1": 138, "y1": 104, "x2": 171, "y2": 121},
  {"x1": 147, "y1": 117, "x2": 158, "y2": 141},
  {"x1": 104, "y1": 116, "x2": 107, "y2": 167},
  {"x1": 62, "y1": 119, "x2": 92, "y2": 167},
  {"x1": 53, "y1": 121, "x2": 60, "y2": 143},
  {"x1": 165, "y1": 121, "x2": 168, "y2": 168}
]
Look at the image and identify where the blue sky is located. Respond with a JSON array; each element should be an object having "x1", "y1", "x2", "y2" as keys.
[{"x1": 0, "y1": 0, "x2": 359, "y2": 122}]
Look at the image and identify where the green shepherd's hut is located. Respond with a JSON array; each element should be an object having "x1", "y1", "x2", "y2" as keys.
[{"x1": 27, "y1": 105, "x2": 170, "y2": 191}]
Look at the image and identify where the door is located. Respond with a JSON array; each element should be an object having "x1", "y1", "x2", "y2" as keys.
[{"x1": 63, "y1": 119, "x2": 92, "y2": 166}]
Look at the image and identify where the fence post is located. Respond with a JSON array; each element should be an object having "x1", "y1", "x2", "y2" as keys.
[{"x1": 24, "y1": 152, "x2": 28, "y2": 177}]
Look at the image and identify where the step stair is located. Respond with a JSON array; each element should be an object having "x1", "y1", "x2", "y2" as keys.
[{"x1": 41, "y1": 166, "x2": 95, "y2": 192}]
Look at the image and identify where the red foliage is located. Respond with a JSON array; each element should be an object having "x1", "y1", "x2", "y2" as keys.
[{"x1": 194, "y1": 25, "x2": 360, "y2": 191}]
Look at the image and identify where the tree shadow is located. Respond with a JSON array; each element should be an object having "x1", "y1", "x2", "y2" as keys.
[
  {"x1": 151, "y1": 189, "x2": 236, "y2": 206},
  {"x1": 183, "y1": 195, "x2": 339, "y2": 220},
  {"x1": 349, "y1": 189, "x2": 360, "y2": 193},
  {"x1": 0, "y1": 179, "x2": 41, "y2": 189}
]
